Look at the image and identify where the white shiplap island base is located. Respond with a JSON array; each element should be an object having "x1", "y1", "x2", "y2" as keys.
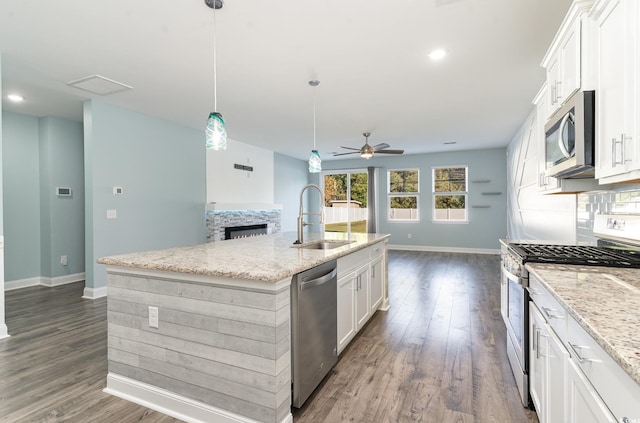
[{"x1": 98, "y1": 232, "x2": 390, "y2": 423}]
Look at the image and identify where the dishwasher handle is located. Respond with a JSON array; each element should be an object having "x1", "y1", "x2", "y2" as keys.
[{"x1": 299, "y1": 268, "x2": 337, "y2": 291}]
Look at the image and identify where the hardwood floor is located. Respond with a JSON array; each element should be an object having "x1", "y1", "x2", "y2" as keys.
[{"x1": 0, "y1": 251, "x2": 538, "y2": 422}]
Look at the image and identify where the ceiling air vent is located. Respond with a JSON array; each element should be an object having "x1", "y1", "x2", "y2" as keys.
[{"x1": 67, "y1": 75, "x2": 132, "y2": 95}]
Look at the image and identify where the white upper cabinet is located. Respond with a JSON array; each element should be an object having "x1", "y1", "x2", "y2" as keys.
[
  {"x1": 542, "y1": 1, "x2": 594, "y2": 119},
  {"x1": 592, "y1": 0, "x2": 640, "y2": 183}
]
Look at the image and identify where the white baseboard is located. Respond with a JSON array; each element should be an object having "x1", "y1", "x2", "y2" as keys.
[
  {"x1": 82, "y1": 285, "x2": 108, "y2": 299},
  {"x1": 388, "y1": 244, "x2": 499, "y2": 255},
  {"x1": 105, "y1": 373, "x2": 293, "y2": 423},
  {"x1": 5, "y1": 276, "x2": 43, "y2": 291},
  {"x1": 5, "y1": 273, "x2": 86, "y2": 291}
]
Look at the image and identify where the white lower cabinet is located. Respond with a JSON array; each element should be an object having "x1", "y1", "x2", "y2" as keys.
[
  {"x1": 337, "y1": 271, "x2": 356, "y2": 354},
  {"x1": 566, "y1": 358, "x2": 616, "y2": 423},
  {"x1": 530, "y1": 273, "x2": 640, "y2": 423},
  {"x1": 369, "y1": 256, "x2": 384, "y2": 314},
  {"x1": 529, "y1": 303, "x2": 568, "y2": 423},
  {"x1": 354, "y1": 264, "x2": 370, "y2": 331},
  {"x1": 337, "y1": 241, "x2": 387, "y2": 354}
]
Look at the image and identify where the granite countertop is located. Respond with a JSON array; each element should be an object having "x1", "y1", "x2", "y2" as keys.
[
  {"x1": 97, "y1": 231, "x2": 390, "y2": 282},
  {"x1": 526, "y1": 263, "x2": 640, "y2": 387}
]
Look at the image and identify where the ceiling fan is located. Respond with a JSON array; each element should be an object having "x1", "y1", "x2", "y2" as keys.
[{"x1": 333, "y1": 132, "x2": 404, "y2": 159}]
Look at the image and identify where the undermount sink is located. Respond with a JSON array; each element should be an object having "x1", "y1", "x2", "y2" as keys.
[{"x1": 295, "y1": 240, "x2": 354, "y2": 250}]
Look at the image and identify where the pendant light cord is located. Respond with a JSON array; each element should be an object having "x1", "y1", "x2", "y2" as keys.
[
  {"x1": 313, "y1": 86, "x2": 316, "y2": 150},
  {"x1": 213, "y1": 3, "x2": 218, "y2": 112}
]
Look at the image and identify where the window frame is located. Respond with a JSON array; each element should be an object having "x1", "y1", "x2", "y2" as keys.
[
  {"x1": 432, "y1": 165, "x2": 468, "y2": 224},
  {"x1": 387, "y1": 168, "x2": 420, "y2": 223}
]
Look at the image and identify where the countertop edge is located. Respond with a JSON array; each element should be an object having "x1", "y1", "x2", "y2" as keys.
[{"x1": 98, "y1": 233, "x2": 390, "y2": 283}]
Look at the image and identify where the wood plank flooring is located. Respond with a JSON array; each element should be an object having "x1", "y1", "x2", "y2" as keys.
[{"x1": 0, "y1": 251, "x2": 538, "y2": 422}]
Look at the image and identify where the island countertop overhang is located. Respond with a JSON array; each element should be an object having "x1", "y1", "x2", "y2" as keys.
[{"x1": 97, "y1": 231, "x2": 390, "y2": 282}]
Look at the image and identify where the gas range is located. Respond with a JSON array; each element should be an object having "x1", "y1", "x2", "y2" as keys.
[{"x1": 506, "y1": 243, "x2": 640, "y2": 268}]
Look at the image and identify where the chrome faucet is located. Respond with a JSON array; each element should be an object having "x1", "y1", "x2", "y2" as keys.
[{"x1": 293, "y1": 184, "x2": 325, "y2": 244}]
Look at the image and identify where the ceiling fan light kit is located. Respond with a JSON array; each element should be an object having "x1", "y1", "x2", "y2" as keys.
[{"x1": 334, "y1": 132, "x2": 404, "y2": 159}]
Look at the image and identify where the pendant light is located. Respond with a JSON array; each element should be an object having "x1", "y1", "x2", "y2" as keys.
[
  {"x1": 205, "y1": 0, "x2": 227, "y2": 150},
  {"x1": 308, "y1": 80, "x2": 321, "y2": 173}
]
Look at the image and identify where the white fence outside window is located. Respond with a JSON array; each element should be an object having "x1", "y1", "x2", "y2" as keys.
[{"x1": 323, "y1": 207, "x2": 368, "y2": 224}]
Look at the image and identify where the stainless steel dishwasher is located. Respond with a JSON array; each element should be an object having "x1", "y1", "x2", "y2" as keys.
[{"x1": 290, "y1": 259, "x2": 338, "y2": 408}]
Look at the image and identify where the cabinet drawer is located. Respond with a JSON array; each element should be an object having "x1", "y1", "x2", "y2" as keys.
[
  {"x1": 369, "y1": 241, "x2": 385, "y2": 260},
  {"x1": 337, "y1": 247, "x2": 369, "y2": 276},
  {"x1": 528, "y1": 275, "x2": 567, "y2": 339},
  {"x1": 566, "y1": 314, "x2": 640, "y2": 422}
]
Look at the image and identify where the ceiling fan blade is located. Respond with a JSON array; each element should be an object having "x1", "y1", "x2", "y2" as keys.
[
  {"x1": 333, "y1": 151, "x2": 360, "y2": 156},
  {"x1": 376, "y1": 149, "x2": 404, "y2": 154},
  {"x1": 372, "y1": 143, "x2": 390, "y2": 151},
  {"x1": 338, "y1": 146, "x2": 361, "y2": 151}
]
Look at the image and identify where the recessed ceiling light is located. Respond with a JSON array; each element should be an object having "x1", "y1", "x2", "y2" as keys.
[
  {"x1": 7, "y1": 94, "x2": 24, "y2": 103},
  {"x1": 428, "y1": 48, "x2": 447, "y2": 61}
]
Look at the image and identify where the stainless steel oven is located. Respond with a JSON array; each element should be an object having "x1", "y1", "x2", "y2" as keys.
[{"x1": 500, "y1": 245, "x2": 530, "y2": 407}]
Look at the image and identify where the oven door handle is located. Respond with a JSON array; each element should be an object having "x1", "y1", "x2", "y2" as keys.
[{"x1": 502, "y1": 267, "x2": 523, "y2": 286}]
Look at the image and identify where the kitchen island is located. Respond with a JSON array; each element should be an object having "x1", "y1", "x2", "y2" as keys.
[{"x1": 98, "y1": 231, "x2": 390, "y2": 423}]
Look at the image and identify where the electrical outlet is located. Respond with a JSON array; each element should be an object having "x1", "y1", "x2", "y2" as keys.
[
  {"x1": 148, "y1": 306, "x2": 159, "y2": 328},
  {"x1": 408, "y1": 233, "x2": 412, "y2": 239},
  {"x1": 60, "y1": 255, "x2": 68, "y2": 266},
  {"x1": 106, "y1": 209, "x2": 117, "y2": 219}
]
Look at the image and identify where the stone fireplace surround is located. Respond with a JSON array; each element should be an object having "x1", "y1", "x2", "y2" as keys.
[{"x1": 206, "y1": 204, "x2": 282, "y2": 242}]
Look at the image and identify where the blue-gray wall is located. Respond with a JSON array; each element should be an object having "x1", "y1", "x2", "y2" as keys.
[
  {"x1": 2, "y1": 113, "x2": 85, "y2": 282},
  {"x1": 39, "y1": 117, "x2": 85, "y2": 278},
  {"x1": 274, "y1": 153, "x2": 309, "y2": 232},
  {"x1": 84, "y1": 100, "x2": 206, "y2": 291},
  {"x1": 317, "y1": 147, "x2": 508, "y2": 250},
  {"x1": 3, "y1": 113, "x2": 41, "y2": 281}
]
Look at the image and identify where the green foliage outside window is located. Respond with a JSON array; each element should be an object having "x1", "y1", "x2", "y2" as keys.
[
  {"x1": 434, "y1": 195, "x2": 465, "y2": 209},
  {"x1": 324, "y1": 173, "x2": 368, "y2": 207},
  {"x1": 389, "y1": 170, "x2": 419, "y2": 193},
  {"x1": 434, "y1": 167, "x2": 466, "y2": 193}
]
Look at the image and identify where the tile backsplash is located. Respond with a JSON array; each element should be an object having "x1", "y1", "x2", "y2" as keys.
[{"x1": 577, "y1": 184, "x2": 640, "y2": 244}]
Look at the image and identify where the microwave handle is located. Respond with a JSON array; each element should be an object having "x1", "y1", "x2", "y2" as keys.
[{"x1": 557, "y1": 111, "x2": 575, "y2": 159}]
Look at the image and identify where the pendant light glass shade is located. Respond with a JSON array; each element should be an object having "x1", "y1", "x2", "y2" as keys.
[
  {"x1": 309, "y1": 149, "x2": 321, "y2": 173},
  {"x1": 206, "y1": 112, "x2": 227, "y2": 150}
]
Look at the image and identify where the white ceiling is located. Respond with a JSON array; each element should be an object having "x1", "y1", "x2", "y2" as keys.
[{"x1": 0, "y1": 0, "x2": 573, "y2": 161}]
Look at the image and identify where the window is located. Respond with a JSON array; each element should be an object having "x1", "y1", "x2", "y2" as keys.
[
  {"x1": 388, "y1": 169, "x2": 419, "y2": 221},
  {"x1": 322, "y1": 170, "x2": 368, "y2": 234},
  {"x1": 433, "y1": 166, "x2": 467, "y2": 222}
]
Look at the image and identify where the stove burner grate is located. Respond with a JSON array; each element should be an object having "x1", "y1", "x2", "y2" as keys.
[{"x1": 508, "y1": 244, "x2": 640, "y2": 268}]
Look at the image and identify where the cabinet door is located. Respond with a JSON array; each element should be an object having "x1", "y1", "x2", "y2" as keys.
[
  {"x1": 566, "y1": 358, "x2": 617, "y2": 423},
  {"x1": 546, "y1": 329, "x2": 568, "y2": 423},
  {"x1": 337, "y1": 272, "x2": 356, "y2": 354},
  {"x1": 595, "y1": 0, "x2": 638, "y2": 181},
  {"x1": 529, "y1": 304, "x2": 547, "y2": 422},
  {"x1": 546, "y1": 55, "x2": 561, "y2": 117},
  {"x1": 355, "y1": 265, "x2": 370, "y2": 331},
  {"x1": 559, "y1": 20, "x2": 581, "y2": 102},
  {"x1": 369, "y1": 256, "x2": 384, "y2": 314}
]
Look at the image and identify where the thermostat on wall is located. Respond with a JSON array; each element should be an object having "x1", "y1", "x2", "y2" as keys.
[{"x1": 56, "y1": 187, "x2": 72, "y2": 197}]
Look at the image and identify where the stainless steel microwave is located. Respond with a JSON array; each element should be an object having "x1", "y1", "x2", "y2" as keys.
[{"x1": 544, "y1": 90, "x2": 595, "y2": 179}]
